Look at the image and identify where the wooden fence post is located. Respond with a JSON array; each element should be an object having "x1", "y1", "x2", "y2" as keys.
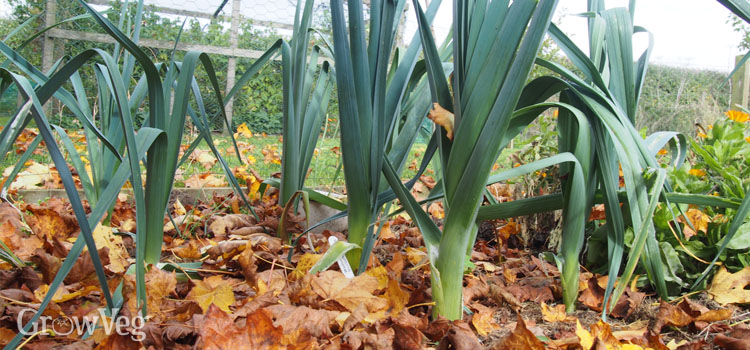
[
  {"x1": 224, "y1": 0, "x2": 242, "y2": 134},
  {"x1": 731, "y1": 54, "x2": 750, "y2": 109},
  {"x1": 41, "y1": 0, "x2": 57, "y2": 115}
]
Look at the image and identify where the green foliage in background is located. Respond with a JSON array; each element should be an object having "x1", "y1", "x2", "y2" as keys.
[
  {"x1": 637, "y1": 65, "x2": 731, "y2": 135},
  {"x1": 0, "y1": 0, "x2": 339, "y2": 134},
  {"x1": 587, "y1": 113, "x2": 750, "y2": 296}
]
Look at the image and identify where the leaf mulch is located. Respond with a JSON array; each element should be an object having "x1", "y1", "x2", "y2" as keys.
[{"x1": 0, "y1": 186, "x2": 748, "y2": 349}]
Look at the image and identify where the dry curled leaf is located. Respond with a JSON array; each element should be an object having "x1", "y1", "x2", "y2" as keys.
[
  {"x1": 492, "y1": 315, "x2": 544, "y2": 350},
  {"x1": 437, "y1": 321, "x2": 482, "y2": 350},
  {"x1": 199, "y1": 305, "x2": 283, "y2": 350},
  {"x1": 714, "y1": 332, "x2": 750, "y2": 350},
  {"x1": 471, "y1": 304, "x2": 500, "y2": 337},
  {"x1": 92, "y1": 224, "x2": 130, "y2": 274},
  {"x1": 428, "y1": 103, "x2": 455, "y2": 140},
  {"x1": 541, "y1": 302, "x2": 575, "y2": 323},
  {"x1": 708, "y1": 266, "x2": 750, "y2": 305},
  {"x1": 184, "y1": 172, "x2": 226, "y2": 188},
  {"x1": 238, "y1": 242, "x2": 258, "y2": 285},
  {"x1": 677, "y1": 208, "x2": 711, "y2": 239},
  {"x1": 189, "y1": 149, "x2": 218, "y2": 170},
  {"x1": 310, "y1": 270, "x2": 387, "y2": 313},
  {"x1": 209, "y1": 214, "x2": 255, "y2": 236}
]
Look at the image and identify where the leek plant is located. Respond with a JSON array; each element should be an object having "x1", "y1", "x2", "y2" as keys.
[
  {"x1": 383, "y1": 0, "x2": 593, "y2": 320},
  {"x1": 452, "y1": 1, "x2": 683, "y2": 314},
  {"x1": 0, "y1": 1, "x2": 280, "y2": 347},
  {"x1": 277, "y1": 0, "x2": 334, "y2": 236},
  {"x1": 495, "y1": 0, "x2": 745, "y2": 316},
  {"x1": 327, "y1": 0, "x2": 443, "y2": 272},
  {"x1": 533, "y1": 2, "x2": 682, "y2": 314}
]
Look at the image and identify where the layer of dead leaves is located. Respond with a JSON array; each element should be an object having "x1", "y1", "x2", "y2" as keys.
[{"x1": 0, "y1": 186, "x2": 748, "y2": 349}]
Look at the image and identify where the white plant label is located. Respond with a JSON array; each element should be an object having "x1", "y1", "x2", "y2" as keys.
[{"x1": 328, "y1": 236, "x2": 354, "y2": 278}]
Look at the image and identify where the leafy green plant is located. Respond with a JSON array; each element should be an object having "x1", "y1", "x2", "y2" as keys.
[
  {"x1": 523, "y1": 0, "x2": 750, "y2": 317},
  {"x1": 535, "y1": 2, "x2": 673, "y2": 314},
  {"x1": 278, "y1": 0, "x2": 334, "y2": 212},
  {"x1": 382, "y1": 0, "x2": 588, "y2": 320},
  {"x1": 326, "y1": 0, "x2": 443, "y2": 272},
  {"x1": 653, "y1": 112, "x2": 750, "y2": 291},
  {"x1": 585, "y1": 111, "x2": 750, "y2": 296}
]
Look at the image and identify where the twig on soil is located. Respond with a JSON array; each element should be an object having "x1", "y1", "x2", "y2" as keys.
[
  {"x1": 407, "y1": 302, "x2": 435, "y2": 310},
  {"x1": 254, "y1": 254, "x2": 293, "y2": 270},
  {"x1": 668, "y1": 290, "x2": 702, "y2": 304},
  {"x1": 0, "y1": 294, "x2": 37, "y2": 307},
  {"x1": 729, "y1": 311, "x2": 750, "y2": 327},
  {"x1": 16, "y1": 329, "x2": 55, "y2": 349}
]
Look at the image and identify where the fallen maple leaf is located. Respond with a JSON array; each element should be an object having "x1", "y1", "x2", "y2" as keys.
[
  {"x1": 714, "y1": 328, "x2": 750, "y2": 350},
  {"x1": 3, "y1": 161, "x2": 57, "y2": 190},
  {"x1": 428, "y1": 202, "x2": 445, "y2": 219},
  {"x1": 654, "y1": 301, "x2": 693, "y2": 331},
  {"x1": 497, "y1": 219, "x2": 521, "y2": 241},
  {"x1": 24, "y1": 199, "x2": 78, "y2": 241},
  {"x1": 471, "y1": 304, "x2": 500, "y2": 337},
  {"x1": 256, "y1": 269, "x2": 286, "y2": 296},
  {"x1": 188, "y1": 275, "x2": 236, "y2": 313},
  {"x1": 184, "y1": 172, "x2": 227, "y2": 188},
  {"x1": 34, "y1": 283, "x2": 75, "y2": 303},
  {"x1": 382, "y1": 277, "x2": 409, "y2": 315},
  {"x1": 173, "y1": 198, "x2": 187, "y2": 216},
  {"x1": 0, "y1": 327, "x2": 16, "y2": 346},
  {"x1": 265, "y1": 304, "x2": 337, "y2": 340},
  {"x1": 578, "y1": 275, "x2": 644, "y2": 318},
  {"x1": 405, "y1": 247, "x2": 428, "y2": 267},
  {"x1": 189, "y1": 149, "x2": 218, "y2": 170},
  {"x1": 145, "y1": 267, "x2": 177, "y2": 317},
  {"x1": 707, "y1": 266, "x2": 750, "y2": 305},
  {"x1": 573, "y1": 321, "x2": 592, "y2": 349},
  {"x1": 677, "y1": 208, "x2": 711, "y2": 239},
  {"x1": 437, "y1": 321, "x2": 481, "y2": 350},
  {"x1": 94, "y1": 332, "x2": 140, "y2": 350},
  {"x1": 366, "y1": 265, "x2": 389, "y2": 290},
  {"x1": 262, "y1": 144, "x2": 281, "y2": 165},
  {"x1": 163, "y1": 214, "x2": 202, "y2": 232},
  {"x1": 393, "y1": 322, "x2": 424, "y2": 350},
  {"x1": 199, "y1": 304, "x2": 248, "y2": 350},
  {"x1": 290, "y1": 253, "x2": 321, "y2": 281},
  {"x1": 91, "y1": 224, "x2": 130, "y2": 273},
  {"x1": 172, "y1": 239, "x2": 202, "y2": 260},
  {"x1": 209, "y1": 214, "x2": 256, "y2": 236},
  {"x1": 310, "y1": 270, "x2": 387, "y2": 313},
  {"x1": 0, "y1": 203, "x2": 41, "y2": 260},
  {"x1": 244, "y1": 308, "x2": 285, "y2": 349},
  {"x1": 492, "y1": 315, "x2": 544, "y2": 350},
  {"x1": 234, "y1": 123, "x2": 253, "y2": 139},
  {"x1": 541, "y1": 302, "x2": 575, "y2": 323}
]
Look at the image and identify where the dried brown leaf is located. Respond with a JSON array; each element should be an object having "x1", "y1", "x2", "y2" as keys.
[{"x1": 492, "y1": 315, "x2": 545, "y2": 350}]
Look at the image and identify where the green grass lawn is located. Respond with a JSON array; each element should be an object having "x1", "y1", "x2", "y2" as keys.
[
  {"x1": 0, "y1": 129, "x2": 439, "y2": 191},
  {"x1": 1, "y1": 126, "x2": 531, "y2": 192}
]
